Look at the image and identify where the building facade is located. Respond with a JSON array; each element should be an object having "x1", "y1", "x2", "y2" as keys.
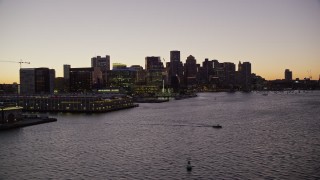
[
  {"x1": 106, "y1": 69, "x2": 136, "y2": 93},
  {"x1": 237, "y1": 61, "x2": 252, "y2": 90},
  {"x1": 145, "y1": 56, "x2": 164, "y2": 86},
  {"x1": 69, "y1": 67, "x2": 102, "y2": 92},
  {"x1": 130, "y1": 65, "x2": 146, "y2": 85},
  {"x1": 91, "y1": 55, "x2": 110, "y2": 71},
  {"x1": 20, "y1": 68, "x2": 35, "y2": 94},
  {"x1": 285, "y1": 69, "x2": 292, "y2": 81},
  {"x1": 223, "y1": 62, "x2": 236, "y2": 88},
  {"x1": 91, "y1": 55, "x2": 110, "y2": 86},
  {"x1": 201, "y1": 59, "x2": 214, "y2": 84},
  {"x1": 20, "y1": 68, "x2": 55, "y2": 95},
  {"x1": 184, "y1": 55, "x2": 198, "y2": 87},
  {"x1": 169, "y1": 50, "x2": 184, "y2": 87},
  {"x1": 63, "y1": 64, "x2": 70, "y2": 80}
]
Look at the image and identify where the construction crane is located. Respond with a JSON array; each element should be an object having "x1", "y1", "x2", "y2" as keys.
[
  {"x1": 307, "y1": 70, "x2": 312, "y2": 80},
  {"x1": 0, "y1": 59, "x2": 30, "y2": 68}
]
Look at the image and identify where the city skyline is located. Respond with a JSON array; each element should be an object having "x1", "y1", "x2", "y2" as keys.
[{"x1": 1, "y1": 0, "x2": 320, "y2": 84}]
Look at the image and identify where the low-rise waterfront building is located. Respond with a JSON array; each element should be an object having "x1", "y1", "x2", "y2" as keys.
[
  {"x1": 0, "y1": 105, "x2": 23, "y2": 124},
  {"x1": 0, "y1": 83, "x2": 19, "y2": 95},
  {"x1": 0, "y1": 94, "x2": 136, "y2": 113}
]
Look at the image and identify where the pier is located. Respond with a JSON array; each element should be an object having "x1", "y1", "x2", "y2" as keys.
[
  {"x1": 0, "y1": 117, "x2": 57, "y2": 131},
  {"x1": 0, "y1": 94, "x2": 138, "y2": 113}
]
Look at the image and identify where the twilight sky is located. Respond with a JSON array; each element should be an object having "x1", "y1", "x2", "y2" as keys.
[{"x1": 1, "y1": 0, "x2": 320, "y2": 83}]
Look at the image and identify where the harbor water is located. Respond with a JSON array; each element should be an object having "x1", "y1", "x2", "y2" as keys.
[{"x1": 1, "y1": 91, "x2": 320, "y2": 179}]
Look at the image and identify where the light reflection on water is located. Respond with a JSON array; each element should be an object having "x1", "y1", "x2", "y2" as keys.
[{"x1": 1, "y1": 92, "x2": 320, "y2": 179}]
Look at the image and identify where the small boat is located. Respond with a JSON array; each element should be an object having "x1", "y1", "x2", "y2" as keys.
[
  {"x1": 186, "y1": 161, "x2": 192, "y2": 171},
  {"x1": 212, "y1": 124, "x2": 222, "y2": 128}
]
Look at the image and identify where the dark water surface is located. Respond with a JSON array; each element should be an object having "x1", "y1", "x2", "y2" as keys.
[{"x1": 1, "y1": 92, "x2": 320, "y2": 179}]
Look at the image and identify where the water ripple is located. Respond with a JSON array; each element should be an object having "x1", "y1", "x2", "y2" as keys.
[{"x1": 0, "y1": 92, "x2": 320, "y2": 179}]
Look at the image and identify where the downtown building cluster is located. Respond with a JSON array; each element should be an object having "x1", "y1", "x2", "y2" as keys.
[
  {"x1": 16, "y1": 51, "x2": 261, "y2": 96},
  {"x1": 52, "y1": 50, "x2": 259, "y2": 96},
  {"x1": 2, "y1": 51, "x2": 319, "y2": 116},
  {"x1": 4, "y1": 50, "x2": 318, "y2": 96}
]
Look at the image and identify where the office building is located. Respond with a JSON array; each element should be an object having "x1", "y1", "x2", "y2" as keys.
[
  {"x1": 169, "y1": 50, "x2": 183, "y2": 87},
  {"x1": 201, "y1": 59, "x2": 214, "y2": 83},
  {"x1": 63, "y1": 64, "x2": 71, "y2": 92},
  {"x1": 69, "y1": 67, "x2": 102, "y2": 92},
  {"x1": 223, "y1": 62, "x2": 236, "y2": 87},
  {"x1": 20, "y1": 68, "x2": 55, "y2": 95},
  {"x1": 238, "y1": 61, "x2": 252, "y2": 90},
  {"x1": 184, "y1": 55, "x2": 198, "y2": 87},
  {"x1": 130, "y1": 65, "x2": 146, "y2": 85},
  {"x1": 170, "y1": 50, "x2": 180, "y2": 62},
  {"x1": 212, "y1": 60, "x2": 224, "y2": 87},
  {"x1": 20, "y1": 68, "x2": 35, "y2": 94},
  {"x1": 91, "y1": 55, "x2": 110, "y2": 86},
  {"x1": 63, "y1": 64, "x2": 71, "y2": 80},
  {"x1": 106, "y1": 68, "x2": 136, "y2": 93},
  {"x1": 145, "y1": 56, "x2": 164, "y2": 86},
  {"x1": 285, "y1": 69, "x2": 292, "y2": 81},
  {"x1": 91, "y1": 55, "x2": 110, "y2": 71}
]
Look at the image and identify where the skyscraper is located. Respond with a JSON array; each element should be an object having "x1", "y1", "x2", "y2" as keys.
[
  {"x1": 212, "y1": 60, "x2": 224, "y2": 86},
  {"x1": 63, "y1": 64, "x2": 71, "y2": 92},
  {"x1": 91, "y1": 55, "x2": 110, "y2": 71},
  {"x1": 170, "y1": 51, "x2": 180, "y2": 63},
  {"x1": 201, "y1": 58, "x2": 214, "y2": 83},
  {"x1": 91, "y1": 55, "x2": 110, "y2": 86},
  {"x1": 285, "y1": 69, "x2": 292, "y2": 81},
  {"x1": 184, "y1": 55, "x2": 198, "y2": 87},
  {"x1": 223, "y1": 62, "x2": 236, "y2": 87},
  {"x1": 63, "y1": 64, "x2": 70, "y2": 80},
  {"x1": 145, "y1": 56, "x2": 164, "y2": 86},
  {"x1": 238, "y1": 61, "x2": 252, "y2": 90},
  {"x1": 169, "y1": 50, "x2": 183, "y2": 87}
]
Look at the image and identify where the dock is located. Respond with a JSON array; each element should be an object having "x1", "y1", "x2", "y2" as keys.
[
  {"x1": 134, "y1": 97, "x2": 169, "y2": 103},
  {"x1": 0, "y1": 94, "x2": 138, "y2": 113},
  {"x1": 0, "y1": 117, "x2": 57, "y2": 131}
]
